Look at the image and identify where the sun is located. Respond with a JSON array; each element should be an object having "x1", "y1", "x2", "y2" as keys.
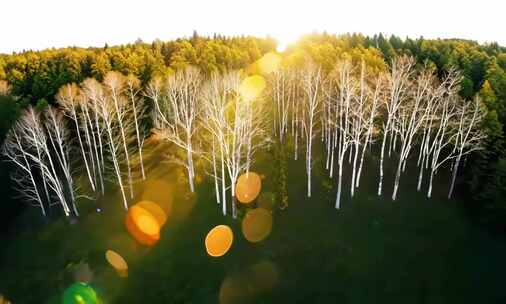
[
  {"x1": 275, "y1": 33, "x2": 298, "y2": 52},
  {"x1": 276, "y1": 39, "x2": 288, "y2": 53}
]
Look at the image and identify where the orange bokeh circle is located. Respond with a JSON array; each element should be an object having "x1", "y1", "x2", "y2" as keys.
[
  {"x1": 136, "y1": 200, "x2": 167, "y2": 227},
  {"x1": 205, "y1": 225, "x2": 234, "y2": 257},
  {"x1": 241, "y1": 208, "x2": 273, "y2": 243},
  {"x1": 125, "y1": 205, "x2": 160, "y2": 246},
  {"x1": 235, "y1": 172, "x2": 262, "y2": 204}
]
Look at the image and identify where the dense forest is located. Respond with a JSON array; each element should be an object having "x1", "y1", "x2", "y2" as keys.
[{"x1": 1, "y1": 32, "x2": 506, "y2": 233}]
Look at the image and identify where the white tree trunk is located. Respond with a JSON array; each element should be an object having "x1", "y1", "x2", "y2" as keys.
[
  {"x1": 220, "y1": 144, "x2": 227, "y2": 216},
  {"x1": 448, "y1": 154, "x2": 461, "y2": 199},
  {"x1": 378, "y1": 130, "x2": 388, "y2": 196},
  {"x1": 351, "y1": 144, "x2": 359, "y2": 197},
  {"x1": 335, "y1": 157, "x2": 343, "y2": 209}
]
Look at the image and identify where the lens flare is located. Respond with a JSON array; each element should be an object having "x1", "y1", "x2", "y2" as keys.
[
  {"x1": 219, "y1": 275, "x2": 246, "y2": 304},
  {"x1": 105, "y1": 250, "x2": 128, "y2": 278},
  {"x1": 257, "y1": 191, "x2": 276, "y2": 211},
  {"x1": 250, "y1": 261, "x2": 279, "y2": 291},
  {"x1": 239, "y1": 75, "x2": 266, "y2": 102},
  {"x1": 241, "y1": 208, "x2": 272, "y2": 243},
  {"x1": 0, "y1": 294, "x2": 11, "y2": 304},
  {"x1": 63, "y1": 283, "x2": 97, "y2": 304},
  {"x1": 257, "y1": 52, "x2": 281, "y2": 74},
  {"x1": 141, "y1": 179, "x2": 174, "y2": 215},
  {"x1": 235, "y1": 172, "x2": 262, "y2": 204},
  {"x1": 205, "y1": 225, "x2": 234, "y2": 257},
  {"x1": 219, "y1": 260, "x2": 279, "y2": 304},
  {"x1": 125, "y1": 205, "x2": 160, "y2": 246},
  {"x1": 136, "y1": 200, "x2": 167, "y2": 227}
]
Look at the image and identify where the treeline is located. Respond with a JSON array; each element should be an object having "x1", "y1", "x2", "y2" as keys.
[
  {"x1": 0, "y1": 55, "x2": 486, "y2": 222},
  {"x1": 0, "y1": 33, "x2": 505, "y2": 229},
  {"x1": 0, "y1": 33, "x2": 276, "y2": 102},
  {"x1": 289, "y1": 33, "x2": 506, "y2": 229}
]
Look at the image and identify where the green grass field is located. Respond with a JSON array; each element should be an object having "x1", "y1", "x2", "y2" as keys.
[{"x1": 1, "y1": 143, "x2": 505, "y2": 303}]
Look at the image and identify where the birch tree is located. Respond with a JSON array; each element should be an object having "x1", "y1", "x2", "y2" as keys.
[
  {"x1": 44, "y1": 106, "x2": 79, "y2": 215},
  {"x1": 3, "y1": 107, "x2": 73, "y2": 216},
  {"x1": 89, "y1": 77, "x2": 130, "y2": 209},
  {"x1": 418, "y1": 69, "x2": 461, "y2": 197},
  {"x1": 56, "y1": 84, "x2": 96, "y2": 193},
  {"x1": 356, "y1": 71, "x2": 383, "y2": 189},
  {"x1": 290, "y1": 69, "x2": 303, "y2": 161},
  {"x1": 201, "y1": 71, "x2": 265, "y2": 217},
  {"x1": 149, "y1": 67, "x2": 201, "y2": 192},
  {"x1": 2, "y1": 114, "x2": 46, "y2": 216},
  {"x1": 332, "y1": 60, "x2": 354, "y2": 209},
  {"x1": 200, "y1": 73, "x2": 229, "y2": 215},
  {"x1": 377, "y1": 56, "x2": 414, "y2": 196},
  {"x1": 390, "y1": 65, "x2": 432, "y2": 200},
  {"x1": 300, "y1": 63, "x2": 322, "y2": 197},
  {"x1": 126, "y1": 74, "x2": 146, "y2": 180},
  {"x1": 103, "y1": 72, "x2": 134, "y2": 199},
  {"x1": 270, "y1": 66, "x2": 293, "y2": 143},
  {"x1": 447, "y1": 96, "x2": 486, "y2": 198},
  {"x1": 426, "y1": 94, "x2": 457, "y2": 198},
  {"x1": 349, "y1": 62, "x2": 368, "y2": 197},
  {"x1": 81, "y1": 78, "x2": 106, "y2": 194}
]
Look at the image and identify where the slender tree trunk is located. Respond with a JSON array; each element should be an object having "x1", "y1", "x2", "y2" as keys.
[
  {"x1": 392, "y1": 155, "x2": 403, "y2": 200},
  {"x1": 18, "y1": 135, "x2": 46, "y2": 216},
  {"x1": 325, "y1": 129, "x2": 331, "y2": 170},
  {"x1": 131, "y1": 95, "x2": 145, "y2": 180},
  {"x1": 231, "y1": 181, "x2": 237, "y2": 219},
  {"x1": 82, "y1": 114, "x2": 97, "y2": 187},
  {"x1": 329, "y1": 140, "x2": 335, "y2": 178},
  {"x1": 187, "y1": 144, "x2": 195, "y2": 192},
  {"x1": 427, "y1": 169, "x2": 435, "y2": 198},
  {"x1": 417, "y1": 156, "x2": 425, "y2": 191},
  {"x1": 73, "y1": 111, "x2": 95, "y2": 192},
  {"x1": 212, "y1": 139, "x2": 220, "y2": 204},
  {"x1": 356, "y1": 133, "x2": 370, "y2": 188},
  {"x1": 112, "y1": 92, "x2": 134, "y2": 199},
  {"x1": 448, "y1": 154, "x2": 461, "y2": 199},
  {"x1": 335, "y1": 156, "x2": 344, "y2": 209},
  {"x1": 220, "y1": 143, "x2": 227, "y2": 216},
  {"x1": 85, "y1": 110, "x2": 104, "y2": 194},
  {"x1": 93, "y1": 107, "x2": 106, "y2": 193},
  {"x1": 378, "y1": 130, "x2": 388, "y2": 196},
  {"x1": 107, "y1": 130, "x2": 128, "y2": 209},
  {"x1": 306, "y1": 127, "x2": 312, "y2": 197},
  {"x1": 294, "y1": 123, "x2": 298, "y2": 160},
  {"x1": 351, "y1": 144, "x2": 359, "y2": 197},
  {"x1": 388, "y1": 131, "x2": 394, "y2": 157}
]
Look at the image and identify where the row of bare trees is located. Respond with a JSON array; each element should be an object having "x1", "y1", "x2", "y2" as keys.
[
  {"x1": 1, "y1": 55, "x2": 486, "y2": 217},
  {"x1": 145, "y1": 69, "x2": 266, "y2": 217},
  {"x1": 2, "y1": 68, "x2": 266, "y2": 218},
  {"x1": 267, "y1": 56, "x2": 486, "y2": 208},
  {"x1": 2, "y1": 72, "x2": 147, "y2": 216}
]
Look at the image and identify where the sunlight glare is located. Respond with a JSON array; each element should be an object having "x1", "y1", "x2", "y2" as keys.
[
  {"x1": 239, "y1": 75, "x2": 266, "y2": 102},
  {"x1": 257, "y1": 52, "x2": 281, "y2": 74},
  {"x1": 141, "y1": 179, "x2": 174, "y2": 215}
]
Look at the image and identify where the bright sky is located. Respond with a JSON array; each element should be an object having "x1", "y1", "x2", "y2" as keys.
[{"x1": 2, "y1": 0, "x2": 504, "y2": 54}]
